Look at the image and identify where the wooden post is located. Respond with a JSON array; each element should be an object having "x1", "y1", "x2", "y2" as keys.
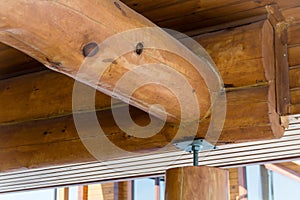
[
  {"x1": 260, "y1": 165, "x2": 274, "y2": 200},
  {"x1": 165, "y1": 166, "x2": 229, "y2": 200},
  {"x1": 237, "y1": 167, "x2": 248, "y2": 200},
  {"x1": 57, "y1": 188, "x2": 69, "y2": 200},
  {"x1": 78, "y1": 186, "x2": 88, "y2": 200},
  {"x1": 155, "y1": 178, "x2": 160, "y2": 200}
]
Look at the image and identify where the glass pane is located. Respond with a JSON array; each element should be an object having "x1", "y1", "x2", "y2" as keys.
[
  {"x1": 273, "y1": 171, "x2": 300, "y2": 200},
  {"x1": 246, "y1": 165, "x2": 261, "y2": 200},
  {"x1": 160, "y1": 179, "x2": 165, "y2": 200},
  {"x1": 0, "y1": 189, "x2": 55, "y2": 200},
  {"x1": 134, "y1": 178, "x2": 155, "y2": 200},
  {"x1": 69, "y1": 186, "x2": 79, "y2": 200}
]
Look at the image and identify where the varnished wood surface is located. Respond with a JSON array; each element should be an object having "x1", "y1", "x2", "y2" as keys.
[
  {"x1": 0, "y1": 85, "x2": 284, "y2": 172},
  {"x1": 0, "y1": 20, "x2": 286, "y2": 172},
  {"x1": 0, "y1": 0, "x2": 299, "y2": 117},
  {"x1": 122, "y1": 0, "x2": 299, "y2": 32},
  {"x1": 0, "y1": 43, "x2": 45, "y2": 80},
  {"x1": 0, "y1": 0, "x2": 213, "y2": 123},
  {"x1": 0, "y1": 0, "x2": 299, "y2": 174},
  {"x1": 165, "y1": 166, "x2": 229, "y2": 200},
  {"x1": 282, "y1": 6, "x2": 300, "y2": 114}
]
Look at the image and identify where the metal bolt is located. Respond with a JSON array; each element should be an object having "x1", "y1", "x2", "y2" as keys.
[
  {"x1": 135, "y1": 42, "x2": 144, "y2": 55},
  {"x1": 192, "y1": 144, "x2": 200, "y2": 166},
  {"x1": 83, "y1": 42, "x2": 99, "y2": 57}
]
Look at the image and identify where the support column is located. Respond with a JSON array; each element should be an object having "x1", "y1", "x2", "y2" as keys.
[
  {"x1": 260, "y1": 165, "x2": 274, "y2": 200},
  {"x1": 78, "y1": 186, "x2": 88, "y2": 200},
  {"x1": 155, "y1": 178, "x2": 161, "y2": 200},
  {"x1": 165, "y1": 166, "x2": 229, "y2": 200},
  {"x1": 238, "y1": 167, "x2": 248, "y2": 200}
]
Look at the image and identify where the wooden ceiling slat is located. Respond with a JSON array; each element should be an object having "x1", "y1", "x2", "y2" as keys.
[
  {"x1": 0, "y1": 43, "x2": 42, "y2": 79},
  {"x1": 282, "y1": 6, "x2": 300, "y2": 23},
  {"x1": 157, "y1": 2, "x2": 269, "y2": 31},
  {"x1": 290, "y1": 89, "x2": 300, "y2": 104},
  {"x1": 122, "y1": 0, "x2": 188, "y2": 13},
  {"x1": 288, "y1": 45, "x2": 300, "y2": 67},
  {"x1": 288, "y1": 24, "x2": 300, "y2": 45},
  {"x1": 279, "y1": 162, "x2": 300, "y2": 174},
  {"x1": 276, "y1": 0, "x2": 300, "y2": 10},
  {"x1": 289, "y1": 68, "x2": 300, "y2": 88}
]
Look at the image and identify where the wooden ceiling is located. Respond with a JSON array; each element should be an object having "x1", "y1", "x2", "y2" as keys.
[
  {"x1": 1, "y1": 0, "x2": 300, "y2": 178},
  {"x1": 0, "y1": 0, "x2": 299, "y2": 77},
  {"x1": 0, "y1": 43, "x2": 43, "y2": 80},
  {"x1": 1, "y1": 0, "x2": 300, "y2": 111},
  {"x1": 1, "y1": 1, "x2": 299, "y2": 72},
  {"x1": 123, "y1": 0, "x2": 298, "y2": 32}
]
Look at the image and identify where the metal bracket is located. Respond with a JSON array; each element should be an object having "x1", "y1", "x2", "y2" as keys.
[{"x1": 174, "y1": 139, "x2": 216, "y2": 166}]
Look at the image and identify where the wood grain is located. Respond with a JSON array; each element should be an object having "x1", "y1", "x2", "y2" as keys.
[
  {"x1": 0, "y1": 0, "x2": 212, "y2": 123},
  {"x1": 165, "y1": 166, "x2": 229, "y2": 200},
  {"x1": 0, "y1": 21, "x2": 277, "y2": 125},
  {"x1": 195, "y1": 21, "x2": 272, "y2": 87},
  {"x1": 267, "y1": 5, "x2": 290, "y2": 115},
  {"x1": 282, "y1": 5, "x2": 300, "y2": 115},
  {"x1": 289, "y1": 67, "x2": 300, "y2": 88},
  {"x1": 0, "y1": 20, "x2": 285, "y2": 172},
  {"x1": 228, "y1": 168, "x2": 239, "y2": 200},
  {"x1": 0, "y1": 85, "x2": 284, "y2": 172},
  {"x1": 0, "y1": 0, "x2": 289, "y2": 173},
  {"x1": 0, "y1": 70, "x2": 111, "y2": 125},
  {"x1": 288, "y1": 45, "x2": 300, "y2": 67},
  {"x1": 290, "y1": 89, "x2": 300, "y2": 104}
]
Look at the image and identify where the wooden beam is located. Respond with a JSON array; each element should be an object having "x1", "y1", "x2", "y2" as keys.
[
  {"x1": 0, "y1": 84, "x2": 283, "y2": 171},
  {"x1": 165, "y1": 166, "x2": 229, "y2": 200},
  {"x1": 266, "y1": 5, "x2": 290, "y2": 115},
  {"x1": 0, "y1": 1, "x2": 287, "y2": 126},
  {"x1": 265, "y1": 163, "x2": 300, "y2": 182},
  {"x1": 0, "y1": 21, "x2": 283, "y2": 130},
  {"x1": 0, "y1": 43, "x2": 45, "y2": 80},
  {"x1": 0, "y1": 0, "x2": 213, "y2": 123},
  {"x1": 0, "y1": 20, "x2": 286, "y2": 172}
]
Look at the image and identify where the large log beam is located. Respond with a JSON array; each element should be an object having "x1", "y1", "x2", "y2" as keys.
[
  {"x1": 0, "y1": 0, "x2": 215, "y2": 123},
  {"x1": 0, "y1": 20, "x2": 286, "y2": 172}
]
